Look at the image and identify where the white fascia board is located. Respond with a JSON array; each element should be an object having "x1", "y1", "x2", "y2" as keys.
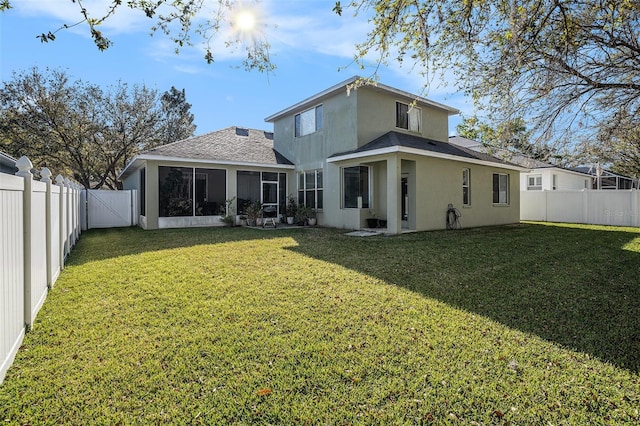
[
  {"x1": 118, "y1": 156, "x2": 143, "y2": 180},
  {"x1": 264, "y1": 76, "x2": 359, "y2": 122},
  {"x1": 530, "y1": 166, "x2": 593, "y2": 178},
  {"x1": 119, "y1": 154, "x2": 295, "y2": 179},
  {"x1": 264, "y1": 76, "x2": 459, "y2": 122},
  {"x1": 327, "y1": 146, "x2": 528, "y2": 172}
]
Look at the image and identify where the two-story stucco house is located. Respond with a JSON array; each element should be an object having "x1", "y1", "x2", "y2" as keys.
[{"x1": 120, "y1": 76, "x2": 524, "y2": 233}]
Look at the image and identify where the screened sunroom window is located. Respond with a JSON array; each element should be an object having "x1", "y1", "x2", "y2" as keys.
[
  {"x1": 158, "y1": 166, "x2": 226, "y2": 217},
  {"x1": 237, "y1": 170, "x2": 288, "y2": 216},
  {"x1": 140, "y1": 167, "x2": 146, "y2": 216}
]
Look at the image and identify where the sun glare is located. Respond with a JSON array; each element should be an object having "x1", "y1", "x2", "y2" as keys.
[{"x1": 234, "y1": 10, "x2": 257, "y2": 32}]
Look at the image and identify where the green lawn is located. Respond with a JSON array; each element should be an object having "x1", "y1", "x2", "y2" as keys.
[{"x1": 1, "y1": 223, "x2": 639, "y2": 424}]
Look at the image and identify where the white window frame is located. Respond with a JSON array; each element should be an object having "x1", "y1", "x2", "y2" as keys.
[
  {"x1": 342, "y1": 165, "x2": 371, "y2": 209},
  {"x1": 462, "y1": 168, "x2": 471, "y2": 206},
  {"x1": 395, "y1": 101, "x2": 421, "y2": 133},
  {"x1": 527, "y1": 174, "x2": 542, "y2": 190},
  {"x1": 298, "y1": 169, "x2": 323, "y2": 210},
  {"x1": 493, "y1": 173, "x2": 510, "y2": 205},
  {"x1": 295, "y1": 104, "x2": 323, "y2": 137}
]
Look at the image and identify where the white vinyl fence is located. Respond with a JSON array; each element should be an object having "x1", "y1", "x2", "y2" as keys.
[
  {"x1": 81, "y1": 189, "x2": 138, "y2": 230},
  {"x1": 521, "y1": 189, "x2": 640, "y2": 227},
  {"x1": 1, "y1": 156, "x2": 82, "y2": 384}
]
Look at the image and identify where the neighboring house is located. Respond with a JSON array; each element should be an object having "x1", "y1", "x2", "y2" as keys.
[
  {"x1": 0, "y1": 151, "x2": 17, "y2": 174},
  {"x1": 449, "y1": 136, "x2": 593, "y2": 191},
  {"x1": 120, "y1": 76, "x2": 525, "y2": 233},
  {"x1": 570, "y1": 166, "x2": 638, "y2": 190}
]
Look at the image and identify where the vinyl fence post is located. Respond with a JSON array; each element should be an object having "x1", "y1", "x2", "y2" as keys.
[
  {"x1": 56, "y1": 174, "x2": 66, "y2": 270},
  {"x1": 65, "y1": 178, "x2": 72, "y2": 254},
  {"x1": 582, "y1": 189, "x2": 588, "y2": 224},
  {"x1": 75, "y1": 183, "x2": 81, "y2": 241},
  {"x1": 631, "y1": 189, "x2": 640, "y2": 230},
  {"x1": 15, "y1": 156, "x2": 34, "y2": 329},
  {"x1": 40, "y1": 167, "x2": 53, "y2": 289}
]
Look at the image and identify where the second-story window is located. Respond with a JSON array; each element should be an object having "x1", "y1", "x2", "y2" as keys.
[
  {"x1": 396, "y1": 101, "x2": 421, "y2": 133},
  {"x1": 295, "y1": 105, "x2": 323, "y2": 137}
]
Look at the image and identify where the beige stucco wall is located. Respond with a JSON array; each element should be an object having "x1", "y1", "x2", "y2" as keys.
[
  {"x1": 411, "y1": 156, "x2": 520, "y2": 230},
  {"x1": 325, "y1": 153, "x2": 520, "y2": 233},
  {"x1": 356, "y1": 87, "x2": 450, "y2": 146},
  {"x1": 272, "y1": 91, "x2": 358, "y2": 168}
]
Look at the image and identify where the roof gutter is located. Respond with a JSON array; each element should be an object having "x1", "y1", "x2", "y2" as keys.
[
  {"x1": 118, "y1": 154, "x2": 296, "y2": 180},
  {"x1": 327, "y1": 146, "x2": 529, "y2": 172}
]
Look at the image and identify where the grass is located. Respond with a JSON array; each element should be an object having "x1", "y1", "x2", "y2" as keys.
[{"x1": 1, "y1": 222, "x2": 639, "y2": 424}]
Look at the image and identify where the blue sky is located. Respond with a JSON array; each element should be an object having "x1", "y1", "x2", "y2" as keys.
[{"x1": 0, "y1": 0, "x2": 470, "y2": 137}]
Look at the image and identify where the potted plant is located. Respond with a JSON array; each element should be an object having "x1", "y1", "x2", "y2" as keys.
[
  {"x1": 245, "y1": 200, "x2": 262, "y2": 226},
  {"x1": 307, "y1": 207, "x2": 317, "y2": 226},
  {"x1": 295, "y1": 205, "x2": 309, "y2": 225},
  {"x1": 219, "y1": 197, "x2": 236, "y2": 227},
  {"x1": 285, "y1": 194, "x2": 297, "y2": 225},
  {"x1": 366, "y1": 209, "x2": 379, "y2": 228}
]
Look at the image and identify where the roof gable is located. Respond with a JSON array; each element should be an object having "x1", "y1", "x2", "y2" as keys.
[{"x1": 264, "y1": 76, "x2": 459, "y2": 122}]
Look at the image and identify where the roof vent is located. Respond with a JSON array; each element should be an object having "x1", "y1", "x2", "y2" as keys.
[
  {"x1": 264, "y1": 132, "x2": 274, "y2": 140},
  {"x1": 235, "y1": 127, "x2": 249, "y2": 137},
  {"x1": 428, "y1": 141, "x2": 437, "y2": 146}
]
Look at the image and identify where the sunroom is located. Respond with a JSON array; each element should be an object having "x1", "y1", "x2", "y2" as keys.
[{"x1": 119, "y1": 127, "x2": 294, "y2": 230}]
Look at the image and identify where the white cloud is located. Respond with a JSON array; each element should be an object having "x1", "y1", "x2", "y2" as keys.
[{"x1": 11, "y1": 0, "x2": 153, "y2": 36}]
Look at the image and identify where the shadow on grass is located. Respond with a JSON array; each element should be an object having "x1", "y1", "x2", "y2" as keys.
[
  {"x1": 67, "y1": 226, "x2": 308, "y2": 266},
  {"x1": 287, "y1": 223, "x2": 640, "y2": 372}
]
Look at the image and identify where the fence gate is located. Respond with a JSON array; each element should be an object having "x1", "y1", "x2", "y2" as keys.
[{"x1": 84, "y1": 189, "x2": 138, "y2": 229}]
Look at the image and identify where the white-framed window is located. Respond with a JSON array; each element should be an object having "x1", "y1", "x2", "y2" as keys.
[
  {"x1": 493, "y1": 173, "x2": 509, "y2": 205},
  {"x1": 298, "y1": 169, "x2": 323, "y2": 209},
  {"x1": 527, "y1": 174, "x2": 542, "y2": 190},
  {"x1": 342, "y1": 166, "x2": 370, "y2": 208},
  {"x1": 295, "y1": 105, "x2": 323, "y2": 137},
  {"x1": 462, "y1": 168, "x2": 471, "y2": 206},
  {"x1": 396, "y1": 101, "x2": 421, "y2": 133},
  {"x1": 552, "y1": 174, "x2": 558, "y2": 190}
]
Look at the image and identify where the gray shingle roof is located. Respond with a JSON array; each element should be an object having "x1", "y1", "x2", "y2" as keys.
[
  {"x1": 143, "y1": 127, "x2": 293, "y2": 166},
  {"x1": 331, "y1": 131, "x2": 519, "y2": 167}
]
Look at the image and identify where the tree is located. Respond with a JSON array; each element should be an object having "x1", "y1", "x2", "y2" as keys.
[
  {"x1": 0, "y1": 67, "x2": 196, "y2": 189},
  {"x1": 335, "y1": 1, "x2": 640, "y2": 150},
  {"x1": 585, "y1": 113, "x2": 640, "y2": 179},
  {"x1": 0, "y1": 0, "x2": 274, "y2": 72},
  {"x1": 161, "y1": 87, "x2": 197, "y2": 145},
  {"x1": 456, "y1": 116, "x2": 557, "y2": 162}
]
